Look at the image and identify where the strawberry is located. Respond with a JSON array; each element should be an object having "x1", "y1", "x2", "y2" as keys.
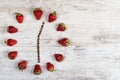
[
  {"x1": 8, "y1": 51, "x2": 18, "y2": 60},
  {"x1": 48, "y1": 11, "x2": 57, "y2": 22},
  {"x1": 18, "y1": 60, "x2": 27, "y2": 71},
  {"x1": 54, "y1": 54, "x2": 64, "y2": 62},
  {"x1": 15, "y1": 13, "x2": 24, "y2": 23},
  {"x1": 33, "y1": 64, "x2": 42, "y2": 75},
  {"x1": 46, "y1": 62, "x2": 54, "y2": 72},
  {"x1": 57, "y1": 23, "x2": 66, "y2": 31},
  {"x1": 33, "y1": 8, "x2": 43, "y2": 20},
  {"x1": 58, "y1": 38, "x2": 70, "y2": 47},
  {"x1": 8, "y1": 26, "x2": 18, "y2": 33},
  {"x1": 6, "y1": 39, "x2": 17, "y2": 46}
]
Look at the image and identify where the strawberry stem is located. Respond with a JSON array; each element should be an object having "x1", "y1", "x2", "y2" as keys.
[
  {"x1": 37, "y1": 22, "x2": 45, "y2": 63},
  {"x1": 15, "y1": 12, "x2": 22, "y2": 16},
  {"x1": 34, "y1": 8, "x2": 40, "y2": 11},
  {"x1": 53, "y1": 11, "x2": 57, "y2": 15},
  {"x1": 60, "y1": 23, "x2": 66, "y2": 26},
  {"x1": 19, "y1": 67, "x2": 23, "y2": 72}
]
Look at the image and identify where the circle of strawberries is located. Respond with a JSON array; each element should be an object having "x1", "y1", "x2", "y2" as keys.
[{"x1": 6, "y1": 8, "x2": 70, "y2": 75}]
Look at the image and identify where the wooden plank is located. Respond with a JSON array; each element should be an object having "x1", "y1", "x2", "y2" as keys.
[{"x1": 0, "y1": 0, "x2": 120, "y2": 80}]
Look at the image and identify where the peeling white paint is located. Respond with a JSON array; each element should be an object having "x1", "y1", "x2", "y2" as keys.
[{"x1": 0, "y1": 0, "x2": 120, "y2": 80}]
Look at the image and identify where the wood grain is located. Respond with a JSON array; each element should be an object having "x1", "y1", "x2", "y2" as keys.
[{"x1": 0, "y1": 0, "x2": 120, "y2": 80}]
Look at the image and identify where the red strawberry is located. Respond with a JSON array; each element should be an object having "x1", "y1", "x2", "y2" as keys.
[
  {"x1": 57, "y1": 23, "x2": 66, "y2": 31},
  {"x1": 33, "y1": 8, "x2": 43, "y2": 20},
  {"x1": 8, "y1": 51, "x2": 18, "y2": 60},
  {"x1": 48, "y1": 11, "x2": 57, "y2": 22},
  {"x1": 33, "y1": 64, "x2": 42, "y2": 75},
  {"x1": 58, "y1": 38, "x2": 70, "y2": 47},
  {"x1": 46, "y1": 62, "x2": 54, "y2": 72},
  {"x1": 54, "y1": 54, "x2": 64, "y2": 62},
  {"x1": 8, "y1": 26, "x2": 18, "y2": 33},
  {"x1": 15, "y1": 13, "x2": 24, "y2": 23},
  {"x1": 18, "y1": 60, "x2": 27, "y2": 71},
  {"x1": 6, "y1": 39, "x2": 17, "y2": 46}
]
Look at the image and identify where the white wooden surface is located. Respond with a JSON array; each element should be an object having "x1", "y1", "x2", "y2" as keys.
[{"x1": 0, "y1": 0, "x2": 120, "y2": 80}]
